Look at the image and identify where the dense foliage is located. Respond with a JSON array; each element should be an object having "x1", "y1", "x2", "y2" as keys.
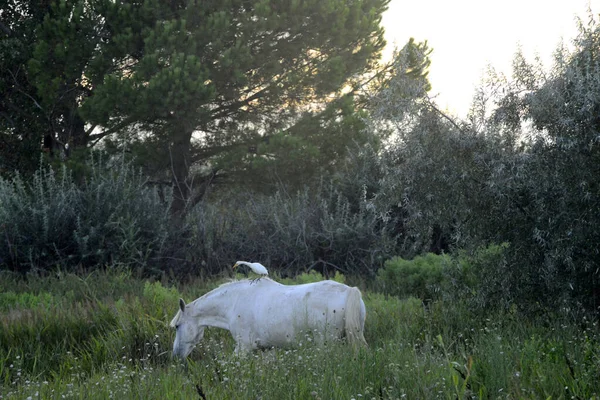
[
  {"x1": 363, "y1": 16, "x2": 600, "y2": 314},
  {"x1": 480, "y1": 21, "x2": 600, "y2": 313},
  {"x1": 377, "y1": 253, "x2": 448, "y2": 301},
  {"x1": 1, "y1": 0, "x2": 389, "y2": 213},
  {"x1": 0, "y1": 156, "x2": 396, "y2": 275},
  {"x1": 0, "y1": 157, "x2": 171, "y2": 273}
]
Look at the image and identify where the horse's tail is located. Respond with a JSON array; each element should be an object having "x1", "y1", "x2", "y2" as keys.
[{"x1": 344, "y1": 286, "x2": 367, "y2": 348}]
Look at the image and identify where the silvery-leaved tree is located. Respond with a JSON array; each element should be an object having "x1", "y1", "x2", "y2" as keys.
[
  {"x1": 360, "y1": 13, "x2": 600, "y2": 313},
  {"x1": 368, "y1": 38, "x2": 502, "y2": 257},
  {"x1": 371, "y1": 16, "x2": 600, "y2": 313},
  {"x1": 482, "y1": 14, "x2": 600, "y2": 313}
]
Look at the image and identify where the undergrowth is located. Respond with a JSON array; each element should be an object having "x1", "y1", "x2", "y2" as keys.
[{"x1": 0, "y1": 157, "x2": 396, "y2": 277}]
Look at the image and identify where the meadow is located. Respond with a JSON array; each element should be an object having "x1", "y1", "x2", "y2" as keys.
[{"x1": 1, "y1": 268, "x2": 599, "y2": 400}]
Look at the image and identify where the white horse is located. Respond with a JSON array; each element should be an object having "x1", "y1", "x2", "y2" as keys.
[{"x1": 170, "y1": 278, "x2": 367, "y2": 358}]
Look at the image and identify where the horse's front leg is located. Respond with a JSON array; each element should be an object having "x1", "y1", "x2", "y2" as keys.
[
  {"x1": 234, "y1": 340, "x2": 254, "y2": 355},
  {"x1": 233, "y1": 330, "x2": 255, "y2": 355}
]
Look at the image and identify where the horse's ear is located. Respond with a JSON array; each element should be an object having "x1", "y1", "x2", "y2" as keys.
[{"x1": 179, "y1": 298, "x2": 186, "y2": 312}]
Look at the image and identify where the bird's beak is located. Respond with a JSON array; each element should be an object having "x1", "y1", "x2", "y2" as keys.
[{"x1": 232, "y1": 263, "x2": 238, "y2": 270}]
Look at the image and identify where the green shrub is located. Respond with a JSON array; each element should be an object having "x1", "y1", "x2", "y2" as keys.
[
  {"x1": 142, "y1": 281, "x2": 181, "y2": 319},
  {"x1": 279, "y1": 270, "x2": 346, "y2": 285},
  {"x1": 447, "y1": 243, "x2": 509, "y2": 311},
  {"x1": 377, "y1": 253, "x2": 449, "y2": 300},
  {"x1": 1, "y1": 156, "x2": 398, "y2": 278},
  {"x1": 0, "y1": 291, "x2": 55, "y2": 311},
  {"x1": 0, "y1": 165, "x2": 80, "y2": 272}
]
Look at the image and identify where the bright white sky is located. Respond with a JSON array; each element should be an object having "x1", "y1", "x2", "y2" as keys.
[{"x1": 382, "y1": 0, "x2": 600, "y2": 117}]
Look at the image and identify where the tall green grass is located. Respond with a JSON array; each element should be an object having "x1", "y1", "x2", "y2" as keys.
[{"x1": 1, "y1": 270, "x2": 599, "y2": 399}]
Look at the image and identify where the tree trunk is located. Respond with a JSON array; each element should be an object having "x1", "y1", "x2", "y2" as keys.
[
  {"x1": 169, "y1": 124, "x2": 194, "y2": 216},
  {"x1": 69, "y1": 111, "x2": 88, "y2": 149}
]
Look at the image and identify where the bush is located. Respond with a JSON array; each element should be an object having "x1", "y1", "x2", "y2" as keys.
[
  {"x1": 0, "y1": 291, "x2": 55, "y2": 311},
  {"x1": 457, "y1": 17, "x2": 600, "y2": 313},
  {"x1": 142, "y1": 281, "x2": 180, "y2": 318},
  {"x1": 0, "y1": 149, "x2": 399, "y2": 278},
  {"x1": 0, "y1": 165, "x2": 80, "y2": 271},
  {"x1": 363, "y1": 293, "x2": 424, "y2": 346},
  {"x1": 0, "y1": 156, "x2": 172, "y2": 274},
  {"x1": 376, "y1": 253, "x2": 449, "y2": 300},
  {"x1": 185, "y1": 181, "x2": 397, "y2": 276},
  {"x1": 446, "y1": 243, "x2": 509, "y2": 311},
  {"x1": 364, "y1": 17, "x2": 600, "y2": 315},
  {"x1": 279, "y1": 270, "x2": 346, "y2": 285},
  {"x1": 73, "y1": 156, "x2": 172, "y2": 271}
]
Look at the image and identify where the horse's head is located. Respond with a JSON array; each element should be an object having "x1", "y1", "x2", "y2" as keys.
[{"x1": 170, "y1": 298, "x2": 205, "y2": 359}]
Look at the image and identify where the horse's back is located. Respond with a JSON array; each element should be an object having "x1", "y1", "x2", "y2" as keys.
[
  {"x1": 254, "y1": 279, "x2": 351, "y2": 309},
  {"x1": 232, "y1": 279, "x2": 357, "y2": 346}
]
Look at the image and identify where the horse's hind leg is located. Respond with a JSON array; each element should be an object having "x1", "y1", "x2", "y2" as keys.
[
  {"x1": 311, "y1": 329, "x2": 326, "y2": 346},
  {"x1": 234, "y1": 340, "x2": 253, "y2": 355}
]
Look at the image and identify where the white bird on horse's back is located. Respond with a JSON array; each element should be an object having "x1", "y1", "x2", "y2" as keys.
[
  {"x1": 170, "y1": 278, "x2": 367, "y2": 358},
  {"x1": 233, "y1": 261, "x2": 269, "y2": 282}
]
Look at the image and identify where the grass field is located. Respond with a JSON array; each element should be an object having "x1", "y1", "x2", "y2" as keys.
[{"x1": 1, "y1": 268, "x2": 599, "y2": 399}]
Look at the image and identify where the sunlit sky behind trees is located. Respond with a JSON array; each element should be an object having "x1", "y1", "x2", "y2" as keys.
[{"x1": 382, "y1": 0, "x2": 600, "y2": 117}]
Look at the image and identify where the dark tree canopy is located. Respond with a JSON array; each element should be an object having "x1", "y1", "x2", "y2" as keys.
[{"x1": 1, "y1": 0, "x2": 390, "y2": 212}]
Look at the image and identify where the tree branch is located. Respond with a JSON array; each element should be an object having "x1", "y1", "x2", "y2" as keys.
[
  {"x1": 426, "y1": 97, "x2": 466, "y2": 134},
  {"x1": 8, "y1": 69, "x2": 46, "y2": 114},
  {"x1": 208, "y1": 49, "x2": 340, "y2": 122},
  {"x1": 0, "y1": 111, "x2": 16, "y2": 127},
  {"x1": 88, "y1": 117, "x2": 138, "y2": 141},
  {"x1": 84, "y1": 123, "x2": 97, "y2": 137}
]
